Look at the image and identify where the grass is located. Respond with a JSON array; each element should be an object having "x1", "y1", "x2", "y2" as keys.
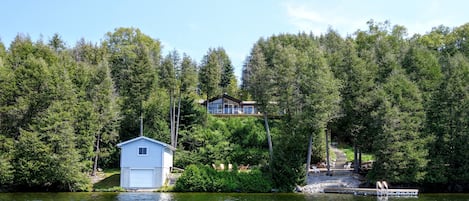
[
  {"x1": 340, "y1": 146, "x2": 374, "y2": 162},
  {"x1": 93, "y1": 169, "x2": 123, "y2": 192}
]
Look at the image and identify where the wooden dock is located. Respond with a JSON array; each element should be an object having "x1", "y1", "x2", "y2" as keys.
[{"x1": 324, "y1": 187, "x2": 418, "y2": 196}]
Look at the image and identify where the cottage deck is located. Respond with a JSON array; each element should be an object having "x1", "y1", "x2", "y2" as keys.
[{"x1": 324, "y1": 187, "x2": 418, "y2": 196}]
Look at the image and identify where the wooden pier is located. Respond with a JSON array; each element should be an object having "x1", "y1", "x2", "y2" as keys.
[{"x1": 324, "y1": 187, "x2": 419, "y2": 196}]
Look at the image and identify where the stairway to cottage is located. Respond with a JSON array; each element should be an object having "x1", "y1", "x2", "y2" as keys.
[{"x1": 302, "y1": 146, "x2": 363, "y2": 193}]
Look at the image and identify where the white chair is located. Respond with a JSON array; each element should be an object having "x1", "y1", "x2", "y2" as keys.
[
  {"x1": 344, "y1": 162, "x2": 351, "y2": 169},
  {"x1": 312, "y1": 166, "x2": 320, "y2": 174}
]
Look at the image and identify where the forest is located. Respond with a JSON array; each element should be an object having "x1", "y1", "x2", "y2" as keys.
[{"x1": 0, "y1": 20, "x2": 468, "y2": 192}]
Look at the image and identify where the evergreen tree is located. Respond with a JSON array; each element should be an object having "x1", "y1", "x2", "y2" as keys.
[
  {"x1": 244, "y1": 44, "x2": 274, "y2": 172},
  {"x1": 0, "y1": 135, "x2": 14, "y2": 186},
  {"x1": 8, "y1": 55, "x2": 52, "y2": 139},
  {"x1": 215, "y1": 47, "x2": 237, "y2": 95},
  {"x1": 0, "y1": 40, "x2": 6, "y2": 58},
  {"x1": 105, "y1": 27, "x2": 161, "y2": 141},
  {"x1": 199, "y1": 48, "x2": 222, "y2": 115},
  {"x1": 402, "y1": 44, "x2": 442, "y2": 104},
  {"x1": 89, "y1": 62, "x2": 120, "y2": 175},
  {"x1": 0, "y1": 56, "x2": 16, "y2": 138},
  {"x1": 72, "y1": 38, "x2": 106, "y2": 65},
  {"x1": 325, "y1": 38, "x2": 377, "y2": 168},
  {"x1": 369, "y1": 70, "x2": 427, "y2": 183},
  {"x1": 297, "y1": 43, "x2": 341, "y2": 167},
  {"x1": 180, "y1": 54, "x2": 198, "y2": 97},
  {"x1": 14, "y1": 129, "x2": 52, "y2": 189},
  {"x1": 13, "y1": 61, "x2": 91, "y2": 191},
  {"x1": 48, "y1": 33, "x2": 66, "y2": 53},
  {"x1": 426, "y1": 53, "x2": 469, "y2": 183}
]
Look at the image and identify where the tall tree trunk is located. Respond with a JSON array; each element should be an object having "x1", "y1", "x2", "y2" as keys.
[
  {"x1": 172, "y1": 92, "x2": 176, "y2": 146},
  {"x1": 263, "y1": 113, "x2": 273, "y2": 170},
  {"x1": 92, "y1": 133, "x2": 101, "y2": 176},
  {"x1": 169, "y1": 93, "x2": 174, "y2": 147},
  {"x1": 206, "y1": 94, "x2": 209, "y2": 120},
  {"x1": 326, "y1": 127, "x2": 330, "y2": 175},
  {"x1": 354, "y1": 144, "x2": 359, "y2": 173},
  {"x1": 359, "y1": 148, "x2": 362, "y2": 172},
  {"x1": 306, "y1": 133, "x2": 313, "y2": 179},
  {"x1": 174, "y1": 92, "x2": 182, "y2": 148}
]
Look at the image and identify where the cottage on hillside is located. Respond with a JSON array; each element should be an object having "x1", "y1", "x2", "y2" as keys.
[
  {"x1": 117, "y1": 136, "x2": 175, "y2": 189},
  {"x1": 201, "y1": 94, "x2": 258, "y2": 115}
]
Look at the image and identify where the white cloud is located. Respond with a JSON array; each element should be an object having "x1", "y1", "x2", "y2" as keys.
[
  {"x1": 283, "y1": 1, "x2": 364, "y2": 36},
  {"x1": 286, "y1": 4, "x2": 324, "y2": 24},
  {"x1": 283, "y1": 0, "x2": 469, "y2": 37}
]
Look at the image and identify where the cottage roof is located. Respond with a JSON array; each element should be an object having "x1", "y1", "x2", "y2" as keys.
[
  {"x1": 117, "y1": 136, "x2": 176, "y2": 151},
  {"x1": 203, "y1": 93, "x2": 242, "y2": 104},
  {"x1": 241, "y1": 100, "x2": 256, "y2": 105}
]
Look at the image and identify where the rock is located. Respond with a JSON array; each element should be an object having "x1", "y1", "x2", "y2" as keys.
[
  {"x1": 295, "y1": 185, "x2": 303, "y2": 192},
  {"x1": 301, "y1": 174, "x2": 362, "y2": 194}
]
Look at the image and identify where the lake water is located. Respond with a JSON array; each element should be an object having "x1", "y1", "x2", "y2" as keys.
[{"x1": 0, "y1": 192, "x2": 468, "y2": 201}]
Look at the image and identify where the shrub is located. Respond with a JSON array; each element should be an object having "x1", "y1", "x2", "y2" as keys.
[{"x1": 175, "y1": 165, "x2": 272, "y2": 192}]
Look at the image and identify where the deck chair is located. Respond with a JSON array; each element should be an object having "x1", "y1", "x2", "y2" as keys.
[
  {"x1": 312, "y1": 166, "x2": 320, "y2": 174},
  {"x1": 344, "y1": 162, "x2": 351, "y2": 169}
]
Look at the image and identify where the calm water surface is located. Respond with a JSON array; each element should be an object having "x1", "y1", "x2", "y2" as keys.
[{"x1": 0, "y1": 192, "x2": 468, "y2": 201}]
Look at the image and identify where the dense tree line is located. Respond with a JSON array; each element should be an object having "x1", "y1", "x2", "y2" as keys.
[
  {"x1": 0, "y1": 27, "x2": 240, "y2": 191},
  {"x1": 1, "y1": 21, "x2": 468, "y2": 192},
  {"x1": 242, "y1": 20, "x2": 469, "y2": 190}
]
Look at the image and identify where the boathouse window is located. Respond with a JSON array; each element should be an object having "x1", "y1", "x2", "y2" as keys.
[{"x1": 138, "y1": 147, "x2": 148, "y2": 156}]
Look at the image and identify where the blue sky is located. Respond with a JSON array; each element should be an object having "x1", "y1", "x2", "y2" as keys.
[{"x1": 1, "y1": 0, "x2": 468, "y2": 79}]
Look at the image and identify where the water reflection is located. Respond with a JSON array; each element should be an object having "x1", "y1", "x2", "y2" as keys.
[
  {"x1": 377, "y1": 196, "x2": 388, "y2": 201},
  {"x1": 117, "y1": 192, "x2": 173, "y2": 201},
  {"x1": 1, "y1": 192, "x2": 469, "y2": 201}
]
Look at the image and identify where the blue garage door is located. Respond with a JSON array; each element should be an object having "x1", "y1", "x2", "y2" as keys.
[{"x1": 129, "y1": 169, "x2": 154, "y2": 188}]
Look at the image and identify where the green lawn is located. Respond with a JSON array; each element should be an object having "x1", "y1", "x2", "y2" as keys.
[
  {"x1": 92, "y1": 169, "x2": 123, "y2": 192},
  {"x1": 340, "y1": 146, "x2": 374, "y2": 162}
]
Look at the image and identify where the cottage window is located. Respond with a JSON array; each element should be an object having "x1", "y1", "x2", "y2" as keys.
[
  {"x1": 244, "y1": 106, "x2": 254, "y2": 114},
  {"x1": 138, "y1": 147, "x2": 148, "y2": 156}
]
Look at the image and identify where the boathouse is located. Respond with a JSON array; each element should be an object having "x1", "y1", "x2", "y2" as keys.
[{"x1": 117, "y1": 136, "x2": 175, "y2": 189}]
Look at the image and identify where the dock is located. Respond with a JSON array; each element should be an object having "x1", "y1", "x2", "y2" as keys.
[{"x1": 324, "y1": 187, "x2": 419, "y2": 196}]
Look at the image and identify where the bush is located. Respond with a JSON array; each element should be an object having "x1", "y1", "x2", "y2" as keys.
[{"x1": 175, "y1": 165, "x2": 272, "y2": 192}]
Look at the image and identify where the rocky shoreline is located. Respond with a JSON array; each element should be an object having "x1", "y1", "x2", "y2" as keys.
[{"x1": 300, "y1": 173, "x2": 362, "y2": 193}]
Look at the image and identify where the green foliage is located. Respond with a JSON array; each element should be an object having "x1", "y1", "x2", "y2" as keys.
[
  {"x1": 0, "y1": 136, "x2": 14, "y2": 186},
  {"x1": 199, "y1": 48, "x2": 222, "y2": 102},
  {"x1": 175, "y1": 165, "x2": 272, "y2": 192},
  {"x1": 105, "y1": 27, "x2": 161, "y2": 141},
  {"x1": 269, "y1": 118, "x2": 310, "y2": 190},
  {"x1": 368, "y1": 71, "x2": 428, "y2": 183},
  {"x1": 175, "y1": 116, "x2": 272, "y2": 167},
  {"x1": 3, "y1": 21, "x2": 469, "y2": 192},
  {"x1": 179, "y1": 54, "x2": 198, "y2": 97},
  {"x1": 426, "y1": 53, "x2": 469, "y2": 184},
  {"x1": 244, "y1": 33, "x2": 341, "y2": 190}
]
